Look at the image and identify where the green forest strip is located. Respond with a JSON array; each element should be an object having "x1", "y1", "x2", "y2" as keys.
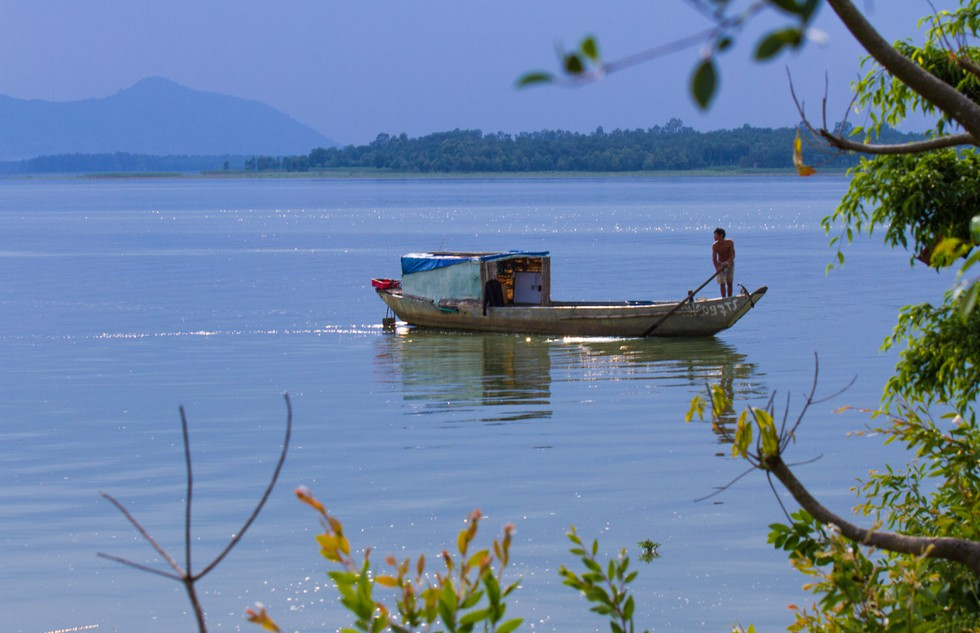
[{"x1": 0, "y1": 121, "x2": 921, "y2": 176}]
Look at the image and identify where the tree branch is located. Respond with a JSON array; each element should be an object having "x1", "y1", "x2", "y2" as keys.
[
  {"x1": 182, "y1": 406, "x2": 194, "y2": 580},
  {"x1": 99, "y1": 491, "x2": 186, "y2": 578},
  {"x1": 827, "y1": 0, "x2": 980, "y2": 141},
  {"x1": 761, "y1": 452, "x2": 980, "y2": 574},
  {"x1": 98, "y1": 395, "x2": 294, "y2": 633},
  {"x1": 818, "y1": 129, "x2": 975, "y2": 154},
  {"x1": 195, "y1": 393, "x2": 292, "y2": 580},
  {"x1": 953, "y1": 51, "x2": 980, "y2": 82}
]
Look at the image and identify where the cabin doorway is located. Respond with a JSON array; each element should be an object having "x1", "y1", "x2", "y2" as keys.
[{"x1": 513, "y1": 271, "x2": 543, "y2": 304}]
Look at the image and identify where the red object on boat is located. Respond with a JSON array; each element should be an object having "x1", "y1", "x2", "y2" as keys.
[{"x1": 372, "y1": 278, "x2": 400, "y2": 290}]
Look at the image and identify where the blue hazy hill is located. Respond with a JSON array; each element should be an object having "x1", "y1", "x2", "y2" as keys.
[{"x1": 0, "y1": 77, "x2": 336, "y2": 161}]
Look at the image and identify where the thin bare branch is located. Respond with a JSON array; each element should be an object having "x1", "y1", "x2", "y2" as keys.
[
  {"x1": 181, "y1": 406, "x2": 193, "y2": 578},
  {"x1": 693, "y1": 465, "x2": 758, "y2": 502},
  {"x1": 554, "y1": 0, "x2": 768, "y2": 87},
  {"x1": 99, "y1": 491, "x2": 185, "y2": 577},
  {"x1": 766, "y1": 471, "x2": 792, "y2": 522},
  {"x1": 95, "y1": 552, "x2": 181, "y2": 580},
  {"x1": 195, "y1": 392, "x2": 293, "y2": 580},
  {"x1": 99, "y1": 396, "x2": 294, "y2": 633}
]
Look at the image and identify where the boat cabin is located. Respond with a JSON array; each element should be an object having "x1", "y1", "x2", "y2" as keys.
[{"x1": 400, "y1": 251, "x2": 551, "y2": 307}]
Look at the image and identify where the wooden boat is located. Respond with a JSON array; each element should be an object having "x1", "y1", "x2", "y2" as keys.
[{"x1": 373, "y1": 250, "x2": 766, "y2": 337}]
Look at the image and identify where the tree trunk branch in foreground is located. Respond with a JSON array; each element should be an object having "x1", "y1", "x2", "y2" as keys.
[{"x1": 762, "y1": 453, "x2": 980, "y2": 575}]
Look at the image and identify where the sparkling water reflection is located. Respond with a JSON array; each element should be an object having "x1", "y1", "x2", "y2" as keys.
[{"x1": 0, "y1": 176, "x2": 953, "y2": 633}]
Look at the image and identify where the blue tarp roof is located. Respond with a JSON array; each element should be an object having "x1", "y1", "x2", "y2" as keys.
[{"x1": 401, "y1": 251, "x2": 549, "y2": 275}]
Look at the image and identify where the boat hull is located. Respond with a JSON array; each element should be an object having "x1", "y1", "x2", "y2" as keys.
[{"x1": 376, "y1": 287, "x2": 767, "y2": 337}]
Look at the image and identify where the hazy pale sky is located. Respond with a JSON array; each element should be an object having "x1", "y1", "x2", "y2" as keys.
[{"x1": 0, "y1": 1, "x2": 958, "y2": 146}]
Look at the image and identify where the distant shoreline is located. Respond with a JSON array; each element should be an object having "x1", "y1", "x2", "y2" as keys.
[{"x1": 1, "y1": 167, "x2": 849, "y2": 181}]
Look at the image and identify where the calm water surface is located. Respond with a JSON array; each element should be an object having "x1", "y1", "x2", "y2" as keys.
[{"x1": 0, "y1": 176, "x2": 951, "y2": 633}]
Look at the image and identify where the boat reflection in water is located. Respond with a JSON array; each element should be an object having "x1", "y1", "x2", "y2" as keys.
[
  {"x1": 373, "y1": 330, "x2": 762, "y2": 431},
  {"x1": 374, "y1": 329, "x2": 554, "y2": 423}
]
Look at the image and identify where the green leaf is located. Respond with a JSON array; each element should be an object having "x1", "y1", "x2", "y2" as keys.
[
  {"x1": 691, "y1": 59, "x2": 717, "y2": 109},
  {"x1": 754, "y1": 28, "x2": 802, "y2": 60},
  {"x1": 497, "y1": 618, "x2": 523, "y2": 633},
  {"x1": 563, "y1": 53, "x2": 585, "y2": 75},
  {"x1": 516, "y1": 72, "x2": 554, "y2": 88},
  {"x1": 580, "y1": 36, "x2": 599, "y2": 61},
  {"x1": 768, "y1": 0, "x2": 801, "y2": 14},
  {"x1": 460, "y1": 590, "x2": 484, "y2": 609},
  {"x1": 685, "y1": 395, "x2": 706, "y2": 422},
  {"x1": 440, "y1": 580, "x2": 458, "y2": 611},
  {"x1": 459, "y1": 609, "x2": 490, "y2": 626},
  {"x1": 484, "y1": 574, "x2": 501, "y2": 606},
  {"x1": 732, "y1": 409, "x2": 752, "y2": 458},
  {"x1": 623, "y1": 595, "x2": 635, "y2": 619},
  {"x1": 584, "y1": 558, "x2": 603, "y2": 574},
  {"x1": 439, "y1": 601, "x2": 456, "y2": 631},
  {"x1": 799, "y1": 0, "x2": 820, "y2": 20},
  {"x1": 957, "y1": 282, "x2": 979, "y2": 321}
]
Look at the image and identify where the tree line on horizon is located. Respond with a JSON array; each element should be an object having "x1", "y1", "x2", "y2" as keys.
[
  {"x1": 246, "y1": 119, "x2": 921, "y2": 173},
  {"x1": 0, "y1": 119, "x2": 923, "y2": 175}
]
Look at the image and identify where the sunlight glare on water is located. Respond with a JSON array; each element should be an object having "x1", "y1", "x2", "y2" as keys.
[{"x1": 0, "y1": 176, "x2": 952, "y2": 633}]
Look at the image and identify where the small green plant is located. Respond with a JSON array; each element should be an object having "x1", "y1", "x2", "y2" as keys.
[
  {"x1": 252, "y1": 495, "x2": 670, "y2": 633},
  {"x1": 558, "y1": 526, "x2": 649, "y2": 633},
  {"x1": 262, "y1": 487, "x2": 522, "y2": 633},
  {"x1": 636, "y1": 539, "x2": 660, "y2": 563}
]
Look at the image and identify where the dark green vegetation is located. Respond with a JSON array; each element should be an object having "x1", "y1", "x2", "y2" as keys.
[
  {"x1": 246, "y1": 121, "x2": 918, "y2": 174},
  {"x1": 0, "y1": 121, "x2": 922, "y2": 176},
  {"x1": 0, "y1": 152, "x2": 246, "y2": 174}
]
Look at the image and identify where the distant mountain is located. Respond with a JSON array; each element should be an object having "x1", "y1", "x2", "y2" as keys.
[{"x1": 0, "y1": 77, "x2": 336, "y2": 161}]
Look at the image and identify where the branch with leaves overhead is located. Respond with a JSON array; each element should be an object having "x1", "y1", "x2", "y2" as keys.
[{"x1": 517, "y1": 0, "x2": 818, "y2": 108}]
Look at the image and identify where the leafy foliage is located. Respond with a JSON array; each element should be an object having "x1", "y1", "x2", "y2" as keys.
[
  {"x1": 818, "y1": 5, "x2": 980, "y2": 417},
  {"x1": 289, "y1": 487, "x2": 523, "y2": 633},
  {"x1": 853, "y1": 7, "x2": 980, "y2": 137},
  {"x1": 252, "y1": 491, "x2": 675, "y2": 633},
  {"x1": 765, "y1": 405, "x2": 980, "y2": 632},
  {"x1": 824, "y1": 149, "x2": 980, "y2": 268},
  {"x1": 558, "y1": 526, "x2": 648, "y2": 633},
  {"x1": 884, "y1": 296, "x2": 980, "y2": 415},
  {"x1": 692, "y1": 382, "x2": 980, "y2": 632}
]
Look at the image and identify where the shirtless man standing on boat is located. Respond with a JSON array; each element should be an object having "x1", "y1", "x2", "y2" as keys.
[{"x1": 712, "y1": 227, "x2": 735, "y2": 298}]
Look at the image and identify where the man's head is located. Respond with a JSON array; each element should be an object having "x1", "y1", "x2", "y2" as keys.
[{"x1": 714, "y1": 227, "x2": 726, "y2": 240}]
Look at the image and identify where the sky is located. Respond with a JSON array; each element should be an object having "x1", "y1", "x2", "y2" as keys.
[{"x1": 0, "y1": 1, "x2": 962, "y2": 147}]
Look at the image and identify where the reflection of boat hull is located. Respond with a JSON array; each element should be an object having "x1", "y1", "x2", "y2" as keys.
[{"x1": 376, "y1": 287, "x2": 767, "y2": 337}]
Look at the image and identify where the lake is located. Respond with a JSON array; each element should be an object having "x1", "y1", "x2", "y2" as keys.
[{"x1": 0, "y1": 175, "x2": 952, "y2": 633}]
